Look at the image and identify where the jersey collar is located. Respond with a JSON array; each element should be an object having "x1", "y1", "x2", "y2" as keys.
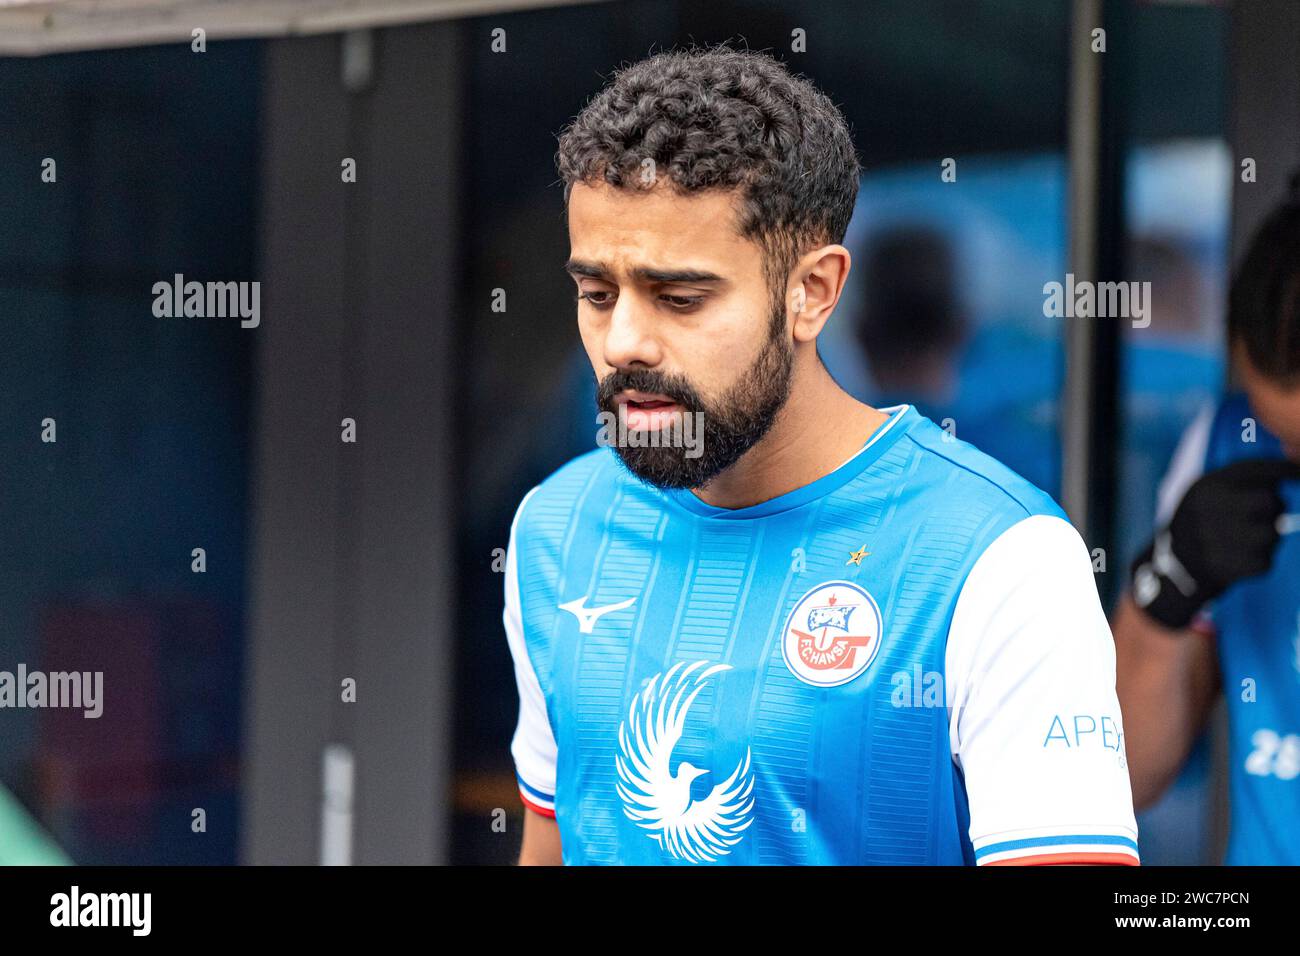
[{"x1": 661, "y1": 404, "x2": 918, "y2": 520}]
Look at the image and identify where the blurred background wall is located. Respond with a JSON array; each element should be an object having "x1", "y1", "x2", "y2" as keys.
[{"x1": 0, "y1": 0, "x2": 1296, "y2": 864}]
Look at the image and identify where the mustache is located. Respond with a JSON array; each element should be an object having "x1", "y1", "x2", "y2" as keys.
[{"x1": 596, "y1": 369, "x2": 701, "y2": 410}]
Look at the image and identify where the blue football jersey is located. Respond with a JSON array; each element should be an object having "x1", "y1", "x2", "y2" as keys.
[
  {"x1": 504, "y1": 404, "x2": 1139, "y2": 865},
  {"x1": 1160, "y1": 394, "x2": 1300, "y2": 864}
]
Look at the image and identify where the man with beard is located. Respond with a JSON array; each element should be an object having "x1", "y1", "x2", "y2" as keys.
[{"x1": 503, "y1": 45, "x2": 1138, "y2": 865}]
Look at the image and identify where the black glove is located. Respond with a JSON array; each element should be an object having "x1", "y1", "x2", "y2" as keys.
[{"x1": 1130, "y1": 457, "x2": 1300, "y2": 630}]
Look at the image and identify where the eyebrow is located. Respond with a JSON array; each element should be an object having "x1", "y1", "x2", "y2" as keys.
[{"x1": 563, "y1": 259, "x2": 726, "y2": 284}]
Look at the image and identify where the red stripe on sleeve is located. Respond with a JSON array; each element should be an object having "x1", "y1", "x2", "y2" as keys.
[
  {"x1": 985, "y1": 851, "x2": 1139, "y2": 866},
  {"x1": 519, "y1": 790, "x2": 556, "y2": 819}
]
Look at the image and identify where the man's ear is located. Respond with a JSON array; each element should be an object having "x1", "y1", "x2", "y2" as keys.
[{"x1": 791, "y1": 244, "x2": 851, "y2": 344}]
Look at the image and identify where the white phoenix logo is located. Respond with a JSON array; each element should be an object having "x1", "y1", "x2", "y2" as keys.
[{"x1": 615, "y1": 660, "x2": 755, "y2": 862}]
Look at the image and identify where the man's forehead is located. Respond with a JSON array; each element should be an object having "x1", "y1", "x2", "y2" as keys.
[{"x1": 567, "y1": 180, "x2": 750, "y2": 266}]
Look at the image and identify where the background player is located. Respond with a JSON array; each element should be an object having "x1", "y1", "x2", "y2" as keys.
[{"x1": 1115, "y1": 181, "x2": 1300, "y2": 864}]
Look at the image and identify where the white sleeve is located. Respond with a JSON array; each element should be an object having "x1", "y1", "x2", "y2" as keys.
[
  {"x1": 503, "y1": 486, "x2": 558, "y2": 816},
  {"x1": 1152, "y1": 402, "x2": 1217, "y2": 631},
  {"x1": 1155, "y1": 401, "x2": 1214, "y2": 527},
  {"x1": 945, "y1": 514, "x2": 1140, "y2": 865}
]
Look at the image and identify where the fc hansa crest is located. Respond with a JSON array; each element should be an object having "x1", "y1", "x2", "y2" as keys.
[{"x1": 781, "y1": 580, "x2": 883, "y2": 687}]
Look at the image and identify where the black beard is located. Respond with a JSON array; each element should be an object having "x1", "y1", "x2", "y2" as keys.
[{"x1": 594, "y1": 311, "x2": 794, "y2": 491}]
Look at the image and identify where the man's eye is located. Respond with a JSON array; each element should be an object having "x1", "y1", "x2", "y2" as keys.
[{"x1": 576, "y1": 291, "x2": 702, "y2": 309}]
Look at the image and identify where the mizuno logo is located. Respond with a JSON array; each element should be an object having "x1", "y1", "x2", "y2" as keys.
[{"x1": 558, "y1": 596, "x2": 636, "y2": 633}]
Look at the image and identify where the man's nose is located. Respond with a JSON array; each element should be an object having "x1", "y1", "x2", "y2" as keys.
[{"x1": 602, "y1": 294, "x2": 664, "y2": 369}]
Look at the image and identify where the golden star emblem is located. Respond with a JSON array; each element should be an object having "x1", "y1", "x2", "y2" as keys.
[{"x1": 846, "y1": 545, "x2": 870, "y2": 566}]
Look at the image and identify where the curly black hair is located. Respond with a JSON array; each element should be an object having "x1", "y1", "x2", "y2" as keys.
[
  {"x1": 1229, "y1": 170, "x2": 1300, "y2": 386},
  {"x1": 555, "y1": 44, "x2": 861, "y2": 305}
]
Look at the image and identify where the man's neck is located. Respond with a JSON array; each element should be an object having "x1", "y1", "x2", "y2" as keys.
[{"x1": 689, "y1": 360, "x2": 890, "y2": 510}]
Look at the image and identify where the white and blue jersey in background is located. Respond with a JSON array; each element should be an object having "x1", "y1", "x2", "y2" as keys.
[
  {"x1": 505, "y1": 404, "x2": 1139, "y2": 865},
  {"x1": 1156, "y1": 394, "x2": 1300, "y2": 865}
]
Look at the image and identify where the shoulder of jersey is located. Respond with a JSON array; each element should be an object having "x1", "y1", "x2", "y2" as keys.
[
  {"x1": 513, "y1": 445, "x2": 647, "y2": 531},
  {"x1": 900, "y1": 413, "x2": 1067, "y2": 522},
  {"x1": 1211, "y1": 392, "x2": 1252, "y2": 436}
]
